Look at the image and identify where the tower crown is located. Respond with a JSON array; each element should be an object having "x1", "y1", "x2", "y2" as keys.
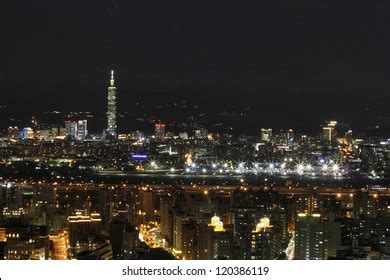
[{"x1": 110, "y1": 70, "x2": 115, "y2": 87}]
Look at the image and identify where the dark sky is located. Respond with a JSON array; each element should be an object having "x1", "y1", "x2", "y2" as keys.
[{"x1": 0, "y1": 1, "x2": 388, "y2": 125}]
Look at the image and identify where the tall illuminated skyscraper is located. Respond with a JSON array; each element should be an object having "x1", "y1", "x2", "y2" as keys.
[
  {"x1": 77, "y1": 120, "x2": 88, "y2": 140},
  {"x1": 107, "y1": 70, "x2": 117, "y2": 138},
  {"x1": 261, "y1": 128, "x2": 272, "y2": 142},
  {"x1": 154, "y1": 122, "x2": 166, "y2": 140}
]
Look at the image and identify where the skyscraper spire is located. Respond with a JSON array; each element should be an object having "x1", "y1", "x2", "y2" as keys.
[
  {"x1": 110, "y1": 70, "x2": 115, "y2": 86},
  {"x1": 107, "y1": 70, "x2": 117, "y2": 139}
]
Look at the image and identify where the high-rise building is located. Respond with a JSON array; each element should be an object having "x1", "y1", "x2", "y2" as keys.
[
  {"x1": 294, "y1": 213, "x2": 341, "y2": 260},
  {"x1": 110, "y1": 218, "x2": 140, "y2": 260},
  {"x1": 287, "y1": 129, "x2": 294, "y2": 141},
  {"x1": 173, "y1": 210, "x2": 185, "y2": 254},
  {"x1": 160, "y1": 196, "x2": 173, "y2": 240},
  {"x1": 353, "y1": 191, "x2": 378, "y2": 218},
  {"x1": 20, "y1": 127, "x2": 34, "y2": 140},
  {"x1": 198, "y1": 216, "x2": 234, "y2": 260},
  {"x1": 107, "y1": 70, "x2": 117, "y2": 138},
  {"x1": 109, "y1": 218, "x2": 125, "y2": 260},
  {"x1": 141, "y1": 190, "x2": 155, "y2": 223},
  {"x1": 295, "y1": 214, "x2": 324, "y2": 260},
  {"x1": 261, "y1": 128, "x2": 272, "y2": 142},
  {"x1": 68, "y1": 211, "x2": 102, "y2": 248},
  {"x1": 77, "y1": 120, "x2": 88, "y2": 140},
  {"x1": 322, "y1": 121, "x2": 337, "y2": 141},
  {"x1": 323, "y1": 221, "x2": 341, "y2": 260},
  {"x1": 65, "y1": 121, "x2": 78, "y2": 139},
  {"x1": 123, "y1": 224, "x2": 140, "y2": 260},
  {"x1": 155, "y1": 122, "x2": 166, "y2": 140},
  {"x1": 182, "y1": 220, "x2": 199, "y2": 260},
  {"x1": 251, "y1": 218, "x2": 282, "y2": 260}
]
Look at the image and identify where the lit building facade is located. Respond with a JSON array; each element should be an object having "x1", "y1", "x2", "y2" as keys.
[
  {"x1": 251, "y1": 218, "x2": 281, "y2": 260},
  {"x1": 294, "y1": 213, "x2": 341, "y2": 260},
  {"x1": 107, "y1": 70, "x2": 117, "y2": 138},
  {"x1": 322, "y1": 121, "x2": 337, "y2": 141},
  {"x1": 155, "y1": 122, "x2": 166, "y2": 140},
  {"x1": 77, "y1": 120, "x2": 88, "y2": 140},
  {"x1": 68, "y1": 211, "x2": 102, "y2": 248},
  {"x1": 261, "y1": 128, "x2": 272, "y2": 142},
  {"x1": 0, "y1": 225, "x2": 49, "y2": 260}
]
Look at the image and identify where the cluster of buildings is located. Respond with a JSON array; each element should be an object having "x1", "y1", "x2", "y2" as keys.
[
  {"x1": 2, "y1": 178, "x2": 390, "y2": 260},
  {"x1": 1, "y1": 71, "x2": 390, "y2": 260}
]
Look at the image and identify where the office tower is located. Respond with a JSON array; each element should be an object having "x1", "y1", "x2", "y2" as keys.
[
  {"x1": 77, "y1": 120, "x2": 88, "y2": 140},
  {"x1": 322, "y1": 121, "x2": 337, "y2": 141},
  {"x1": 232, "y1": 206, "x2": 258, "y2": 260},
  {"x1": 67, "y1": 211, "x2": 102, "y2": 248},
  {"x1": 198, "y1": 216, "x2": 234, "y2": 260},
  {"x1": 107, "y1": 70, "x2": 117, "y2": 138},
  {"x1": 20, "y1": 127, "x2": 34, "y2": 140},
  {"x1": 261, "y1": 128, "x2": 272, "y2": 142},
  {"x1": 155, "y1": 122, "x2": 166, "y2": 140},
  {"x1": 287, "y1": 129, "x2": 294, "y2": 141},
  {"x1": 294, "y1": 213, "x2": 341, "y2": 260},
  {"x1": 130, "y1": 130, "x2": 144, "y2": 141},
  {"x1": 295, "y1": 214, "x2": 324, "y2": 260},
  {"x1": 304, "y1": 189, "x2": 318, "y2": 215},
  {"x1": 65, "y1": 121, "x2": 78, "y2": 138},
  {"x1": 251, "y1": 218, "x2": 282, "y2": 260}
]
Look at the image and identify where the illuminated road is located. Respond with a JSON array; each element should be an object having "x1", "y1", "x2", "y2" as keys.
[
  {"x1": 5, "y1": 179, "x2": 389, "y2": 199},
  {"x1": 286, "y1": 233, "x2": 295, "y2": 260},
  {"x1": 139, "y1": 222, "x2": 166, "y2": 250}
]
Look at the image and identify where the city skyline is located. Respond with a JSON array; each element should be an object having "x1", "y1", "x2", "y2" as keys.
[
  {"x1": 0, "y1": 1, "x2": 389, "y2": 263},
  {"x1": 0, "y1": 70, "x2": 389, "y2": 136}
]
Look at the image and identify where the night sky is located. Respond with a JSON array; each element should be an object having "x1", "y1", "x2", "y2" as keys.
[{"x1": 0, "y1": 1, "x2": 388, "y2": 131}]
